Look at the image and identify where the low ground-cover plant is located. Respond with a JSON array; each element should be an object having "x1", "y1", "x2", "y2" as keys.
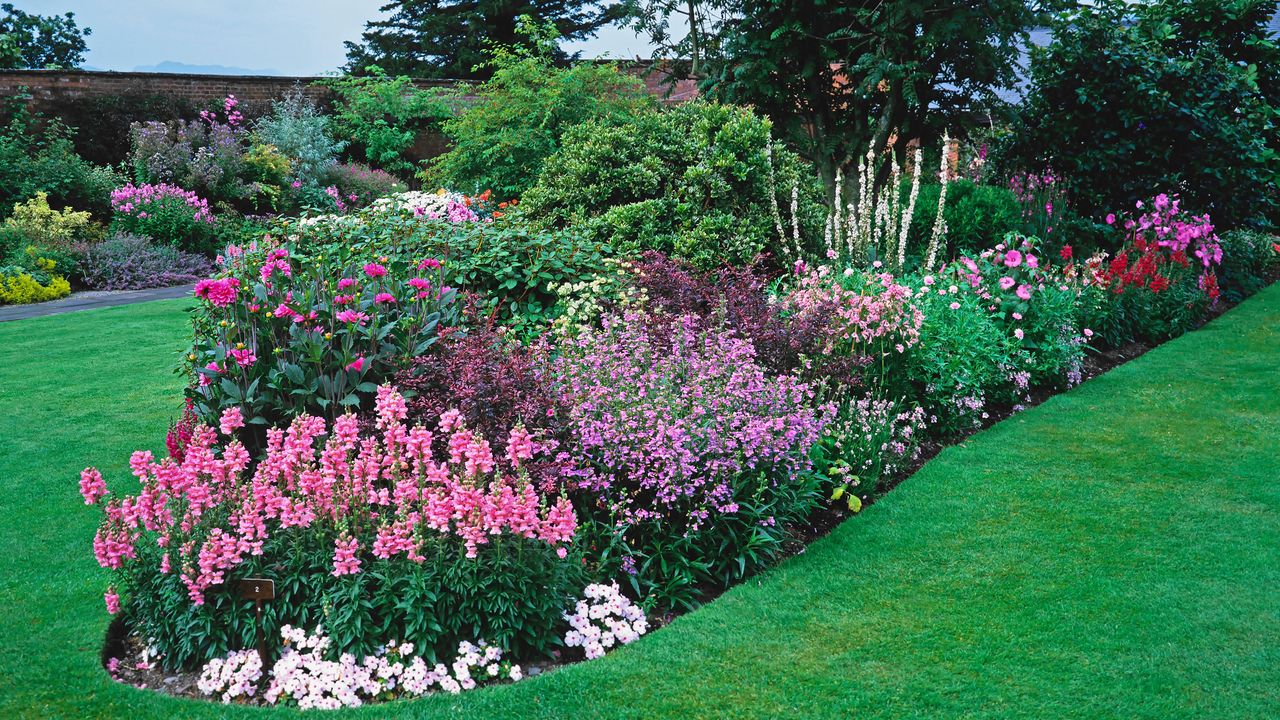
[
  {"x1": 80, "y1": 233, "x2": 213, "y2": 290},
  {"x1": 84, "y1": 387, "x2": 580, "y2": 670},
  {"x1": 0, "y1": 260, "x2": 70, "y2": 305}
]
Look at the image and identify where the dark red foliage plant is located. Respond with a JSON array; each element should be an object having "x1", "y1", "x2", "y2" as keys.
[
  {"x1": 626, "y1": 251, "x2": 865, "y2": 386},
  {"x1": 392, "y1": 325, "x2": 574, "y2": 492}
]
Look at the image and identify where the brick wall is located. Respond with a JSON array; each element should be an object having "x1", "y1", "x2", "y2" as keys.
[{"x1": 0, "y1": 66, "x2": 695, "y2": 164}]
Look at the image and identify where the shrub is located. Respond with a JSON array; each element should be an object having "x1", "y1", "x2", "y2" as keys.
[
  {"x1": 185, "y1": 243, "x2": 460, "y2": 452},
  {"x1": 1007, "y1": 0, "x2": 1280, "y2": 231},
  {"x1": 1, "y1": 191, "x2": 102, "y2": 276},
  {"x1": 393, "y1": 326, "x2": 571, "y2": 493},
  {"x1": 287, "y1": 199, "x2": 609, "y2": 338},
  {"x1": 551, "y1": 312, "x2": 827, "y2": 610},
  {"x1": 321, "y1": 69, "x2": 451, "y2": 175},
  {"x1": 4, "y1": 191, "x2": 94, "y2": 245},
  {"x1": 906, "y1": 179, "x2": 1022, "y2": 257},
  {"x1": 252, "y1": 88, "x2": 345, "y2": 187},
  {"x1": 83, "y1": 387, "x2": 581, "y2": 670},
  {"x1": 0, "y1": 106, "x2": 121, "y2": 219},
  {"x1": 624, "y1": 251, "x2": 840, "y2": 380},
  {"x1": 430, "y1": 32, "x2": 655, "y2": 198},
  {"x1": 1216, "y1": 229, "x2": 1278, "y2": 303},
  {"x1": 109, "y1": 183, "x2": 217, "y2": 253},
  {"x1": 521, "y1": 101, "x2": 826, "y2": 269},
  {"x1": 80, "y1": 233, "x2": 213, "y2": 290},
  {"x1": 0, "y1": 263, "x2": 70, "y2": 304},
  {"x1": 906, "y1": 287, "x2": 1017, "y2": 435}
]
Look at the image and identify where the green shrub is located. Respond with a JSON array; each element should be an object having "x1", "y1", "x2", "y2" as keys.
[
  {"x1": 0, "y1": 106, "x2": 122, "y2": 220},
  {"x1": 521, "y1": 100, "x2": 826, "y2": 269},
  {"x1": 1216, "y1": 229, "x2": 1278, "y2": 303},
  {"x1": 907, "y1": 288, "x2": 1016, "y2": 435},
  {"x1": 429, "y1": 25, "x2": 655, "y2": 199},
  {"x1": 288, "y1": 204, "x2": 609, "y2": 339},
  {"x1": 321, "y1": 68, "x2": 451, "y2": 176},
  {"x1": 906, "y1": 179, "x2": 1021, "y2": 258},
  {"x1": 1005, "y1": 0, "x2": 1280, "y2": 231},
  {"x1": 252, "y1": 87, "x2": 345, "y2": 187}
]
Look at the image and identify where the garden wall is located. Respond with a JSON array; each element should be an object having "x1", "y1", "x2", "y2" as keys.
[{"x1": 0, "y1": 66, "x2": 696, "y2": 165}]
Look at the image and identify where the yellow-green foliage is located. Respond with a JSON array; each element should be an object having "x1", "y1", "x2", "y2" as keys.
[
  {"x1": 5, "y1": 192, "x2": 94, "y2": 245},
  {"x1": 245, "y1": 143, "x2": 293, "y2": 183},
  {"x1": 0, "y1": 269, "x2": 71, "y2": 305}
]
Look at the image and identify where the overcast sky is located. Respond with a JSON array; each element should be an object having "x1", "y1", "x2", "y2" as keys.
[{"x1": 19, "y1": 1, "x2": 656, "y2": 75}]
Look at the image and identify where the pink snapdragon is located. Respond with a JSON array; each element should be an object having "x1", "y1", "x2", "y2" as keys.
[
  {"x1": 331, "y1": 536, "x2": 361, "y2": 576},
  {"x1": 218, "y1": 407, "x2": 245, "y2": 436},
  {"x1": 80, "y1": 467, "x2": 107, "y2": 505},
  {"x1": 82, "y1": 386, "x2": 577, "y2": 605}
]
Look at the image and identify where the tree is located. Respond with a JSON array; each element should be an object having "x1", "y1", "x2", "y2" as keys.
[
  {"x1": 1007, "y1": 0, "x2": 1279, "y2": 231},
  {"x1": 703, "y1": 0, "x2": 1036, "y2": 198},
  {"x1": 621, "y1": 0, "x2": 735, "y2": 79},
  {"x1": 430, "y1": 18, "x2": 655, "y2": 198},
  {"x1": 0, "y1": 3, "x2": 91, "y2": 69},
  {"x1": 344, "y1": 0, "x2": 623, "y2": 79}
]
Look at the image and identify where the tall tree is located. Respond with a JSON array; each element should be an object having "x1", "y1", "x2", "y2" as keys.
[
  {"x1": 621, "y1": 0, "x2": 734, "y2": 79},
  {"x1": 345, "y1": 0, "x2": 623, "y2": 79},
  {"x1": 704, "y1": 0, "x2": 1037, "y2": 197},
  {"x1": 0, "y1": 3, "x2": 91, "y2": 69}
]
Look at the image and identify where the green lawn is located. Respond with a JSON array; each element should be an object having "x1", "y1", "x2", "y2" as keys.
[{"x1": 1, "y1": 286, "x2": 1277, "y2": 719}]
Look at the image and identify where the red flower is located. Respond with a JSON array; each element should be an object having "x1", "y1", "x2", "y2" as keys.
[
  {"x1": 1149, "y1": 275, "x2": 1169, "y2": 293},
  {"x1": 1059, "y1": 244, "x2": 1073, "y2": 260}
]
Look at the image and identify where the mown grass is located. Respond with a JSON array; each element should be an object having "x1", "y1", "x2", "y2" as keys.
[{"x1": 1, "y1": 286, "x2": 1276, "y2": 719}]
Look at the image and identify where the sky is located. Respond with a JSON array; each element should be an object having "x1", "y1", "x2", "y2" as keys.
[{"x1": 19, "y1": 1, "x2": 657, "y2": 75}]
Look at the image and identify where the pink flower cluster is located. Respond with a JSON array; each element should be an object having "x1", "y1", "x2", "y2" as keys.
[
  {"x1": 194, "y1": 277, "x2": 241, "y2": 308},
  {"x1": 82, "y1": 385, "x2": 576, "y2": 608},
  {"x1": 784, "y1": 265, "x2": 924, "y2": 357},
  {"x1": 553, "y1": 313, "x2": 826, "y2": 531},
  {"x1": 110, "y1": 183, "x2": 215, "y2": 224}
]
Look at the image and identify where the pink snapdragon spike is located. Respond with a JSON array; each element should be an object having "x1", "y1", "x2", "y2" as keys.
[
  {"x1": 218, "y1": 407, "x2": 245, "y2": 436},
  {"x1": 84, "y1": 386, "x2": 576, "y2": 606},
  {"x1": 80, "y1": 467, "x2": 108, "y2": 505}
]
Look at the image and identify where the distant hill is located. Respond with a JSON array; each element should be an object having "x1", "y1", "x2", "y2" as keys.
[{"x1": 132, "y1": 61, "x2": 284, "y2": 76}]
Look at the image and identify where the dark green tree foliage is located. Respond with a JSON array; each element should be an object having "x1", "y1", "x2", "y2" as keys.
[
  {"x1": 1009, "y1": 0, "x2": 1280, "y2": 230},
  {"x1": 704, "y1": 0, "x2": 1034, "y2": 196},
  {"x1": 0, "y1": 3, "x2": 90, "y2": 69},
  {"x1": 431, "y1": 19, "x2": 656, "y2": 198},
  {"x1": 345, "y1": 0, "x2": 622, "y2": 79}
]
